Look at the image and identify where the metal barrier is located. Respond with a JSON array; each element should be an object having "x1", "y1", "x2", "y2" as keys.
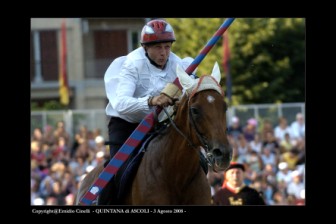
[
  {"x1": 31, "y1": 102, "x2": 305, "y2": 140},
  {"x1": 31, "y1": 109, "x2": 109, "y2": 140},
  {"x1": 227, "y1": 102, "x2": 305, "y2": 130}
]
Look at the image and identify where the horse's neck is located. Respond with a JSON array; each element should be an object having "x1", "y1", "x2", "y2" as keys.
[
  {"x1": 160, "y1": 128, "x2": 198, "y2": 157},
  {"x1": 155, "y1": 101, "x2": 200, "y2": 172},
  {"x1": 154, "y1": 129, "x2": 201, "y2": 184}
]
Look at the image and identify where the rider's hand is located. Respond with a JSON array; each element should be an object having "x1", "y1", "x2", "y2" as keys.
[{"x1": 150, "y1": 94, "x2": 176, "y2": 107}]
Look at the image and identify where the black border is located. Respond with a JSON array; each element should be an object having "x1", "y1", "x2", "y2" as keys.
[{"x1": 25, "y1": 15, "x2": 321, "y2": 220}]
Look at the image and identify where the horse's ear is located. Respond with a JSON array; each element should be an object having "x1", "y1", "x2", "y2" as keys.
[
  {"x1": 211, "y1": 62, "x2": 221, "y2": 84},
  {"x1": 176, "y1": 64, "x2": 196, "y2": 90}
]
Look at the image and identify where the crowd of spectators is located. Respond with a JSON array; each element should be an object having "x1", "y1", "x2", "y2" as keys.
[
  {"x1": 208, "y1": 113, "x2": 305, "y2": 205},
  {"x1": 31, "y1": 113, "x2": 305, "y2": 206},
  {"x1": 31, "y1": 121, "x2": 109, "y2": 205}
]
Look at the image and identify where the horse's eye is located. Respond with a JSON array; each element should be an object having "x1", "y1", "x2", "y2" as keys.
[{"x1": 190, "y1": 107, "x2": 200, "y2": 116}]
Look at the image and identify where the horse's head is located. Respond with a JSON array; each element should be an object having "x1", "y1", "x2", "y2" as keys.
[{"x1": 176, "y1": 62, "x2": 232, "y2": 171}]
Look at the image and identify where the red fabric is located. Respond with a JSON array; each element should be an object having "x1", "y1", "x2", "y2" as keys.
[{"x1": 59, "y1": 19, "x2": 69, "y2": 105}]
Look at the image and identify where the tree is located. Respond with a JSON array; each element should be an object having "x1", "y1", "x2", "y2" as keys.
[{"x1": 166, "y1": 18, "x2": 305, "y2": 105}]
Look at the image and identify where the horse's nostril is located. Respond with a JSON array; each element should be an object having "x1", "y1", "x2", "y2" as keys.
[{"x1": 212, "y1": 148, "x2": 222, "y2": 157}]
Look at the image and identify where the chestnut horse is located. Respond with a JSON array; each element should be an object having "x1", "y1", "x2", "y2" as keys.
[{"x1": 76, "y1": 62, "x2": 232, "y2": 205}]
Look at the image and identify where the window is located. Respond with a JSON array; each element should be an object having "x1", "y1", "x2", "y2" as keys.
[
  {"x1": 92, "y1": 30, "x2": 128, "y2": 78},
  {"x1": 131, "y1": 31, "x2": 140, "y2": 50},
  {"x1": 31, "y1": 30, "x2": 59, "y2": 82}
]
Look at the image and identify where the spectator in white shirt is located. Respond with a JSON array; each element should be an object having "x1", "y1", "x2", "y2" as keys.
[{"x1": 290, "y1": 113, "x2": 305, "y2": 141}]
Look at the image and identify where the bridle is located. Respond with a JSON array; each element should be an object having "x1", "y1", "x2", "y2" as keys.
[{"x1": 161, "y1": 75, "x2": 225, "y2": 168}]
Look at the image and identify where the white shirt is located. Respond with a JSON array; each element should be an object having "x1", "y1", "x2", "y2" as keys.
[
  {"x1": 274, "y1": 126, "x2": 293, "y2": 141},
  {"x1": 291, "y1": 121, "x2": 305, "y2": 139},
  {"x1": 104, "y1": 47, "x2": 182, "y2": 123}
]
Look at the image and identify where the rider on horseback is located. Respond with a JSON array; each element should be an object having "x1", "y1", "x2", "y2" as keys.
[{"x1": 104, "y1": 19, "x2": 194, "y2": 159}]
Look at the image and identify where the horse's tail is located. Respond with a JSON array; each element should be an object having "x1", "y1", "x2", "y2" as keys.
[{"x1": 75, "y1": 163, "x2": 105, "y2": 205}]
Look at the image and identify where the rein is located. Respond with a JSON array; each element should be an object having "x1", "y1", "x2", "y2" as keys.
[
  {"x1": 162, "y1": 94, "x2": 210, "y2": 152},
  {"x1": 162, "y1": 107, "x2": 212, "y2": 171},
  {"x1": 162, "y1": 107, "x2": 196, "y2": 149}
]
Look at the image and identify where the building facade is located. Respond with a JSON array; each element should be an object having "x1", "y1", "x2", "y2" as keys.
[{"x1": 31, "y1": 18, "x2": 147, "y2": 110}]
